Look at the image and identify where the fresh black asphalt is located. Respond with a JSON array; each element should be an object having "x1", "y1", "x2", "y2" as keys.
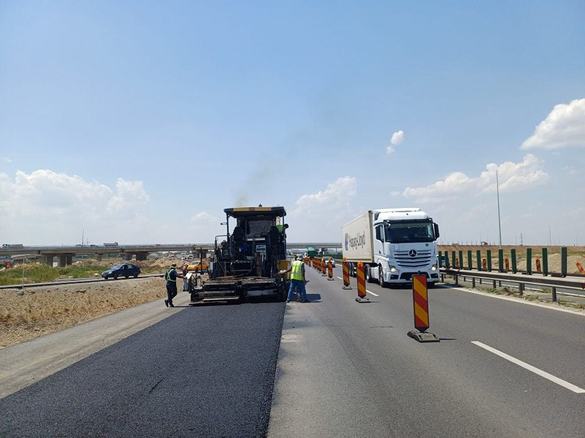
[{"x1": 0, "y1": 301, "x2": 285, "y2": 437}]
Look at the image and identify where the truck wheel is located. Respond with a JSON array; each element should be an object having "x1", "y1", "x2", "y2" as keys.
[
  {"x1": 365, "y1": 266, "x2": 374, "y2": 283},
  {"x1": 378, "y1": 267, "x2": 387, "y2": 288}
]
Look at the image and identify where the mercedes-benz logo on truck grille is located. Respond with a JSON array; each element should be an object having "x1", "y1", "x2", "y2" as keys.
[{"x1": 409, "y1": 249, "x2": 417, "y2": 257}]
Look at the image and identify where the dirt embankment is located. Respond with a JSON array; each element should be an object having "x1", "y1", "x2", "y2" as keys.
[{"x1": 0, "y1": 277, "x2": 175, "y2": 349}]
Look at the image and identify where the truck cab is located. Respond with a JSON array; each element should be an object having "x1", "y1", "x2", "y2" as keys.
[{"x1": 370, "y1": 208, "x2": 440, "y2": 286}]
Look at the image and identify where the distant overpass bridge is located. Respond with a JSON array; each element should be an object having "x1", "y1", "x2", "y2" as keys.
[{"x1": 0, "y1": 243, "x2": 341, "y2": 266}]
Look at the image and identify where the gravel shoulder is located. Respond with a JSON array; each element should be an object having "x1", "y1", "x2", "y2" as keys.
[{"x1": 0, "y1": 276, "x2": 182, "y2": 348}]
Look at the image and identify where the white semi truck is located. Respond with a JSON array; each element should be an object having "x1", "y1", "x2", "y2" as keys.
[{"x1": 342, "y1": 208, "x2": 440, "y2": 286}]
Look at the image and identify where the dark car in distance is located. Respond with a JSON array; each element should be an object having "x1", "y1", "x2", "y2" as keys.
[{"x1": 101, "y1": 263, "x2": 141, "y2": 280}]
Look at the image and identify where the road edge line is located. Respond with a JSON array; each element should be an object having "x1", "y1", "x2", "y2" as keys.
[
  {"x1": 447, "y1": 286, "x2": 585, "y2": 317},
  {"x1": 471, "y1": 341, "x2": 585, "y2": 394}
]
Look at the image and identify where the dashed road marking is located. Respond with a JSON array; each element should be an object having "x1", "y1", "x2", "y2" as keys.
[
  {"x1": 336, "y1": 276, "x2": 378, "y2": 296},
  {"x1": 471, "y1": 341, "x2": 585, "y2": 394}
]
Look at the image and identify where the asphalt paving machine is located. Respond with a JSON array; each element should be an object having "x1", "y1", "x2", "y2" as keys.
[{"x1": 189, "y1": 206, "x2": 290, "y2": 303}]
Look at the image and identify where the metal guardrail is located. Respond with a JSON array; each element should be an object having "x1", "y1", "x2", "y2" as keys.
[{"x1": 440, "y1": 268, "x2": 585, "y2": 302}]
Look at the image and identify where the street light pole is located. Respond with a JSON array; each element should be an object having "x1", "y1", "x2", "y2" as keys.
[{"x1": 496, "y1": 169, "x2": 503, "y2": 248}]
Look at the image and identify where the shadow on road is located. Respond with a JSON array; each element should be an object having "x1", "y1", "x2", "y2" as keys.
[{"x1": 306, "y1": 293, "x2": 322, "y2": 302}]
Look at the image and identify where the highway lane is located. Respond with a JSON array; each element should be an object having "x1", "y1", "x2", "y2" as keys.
[
  {"x1": 269, "y1": 266, "x2": 585, "y2": 437},
  {"x1": 0, "y1": 301, "x2": 285, "y2": 437}
]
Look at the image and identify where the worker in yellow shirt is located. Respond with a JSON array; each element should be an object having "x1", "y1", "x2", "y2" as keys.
[{"x1": 287, "y1": 255, "x2": 308, "y2": 303}]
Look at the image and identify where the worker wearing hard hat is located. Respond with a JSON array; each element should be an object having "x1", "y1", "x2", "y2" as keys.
[{"x1": 287, "y1": 255, "x2": 308, "y2": 303}]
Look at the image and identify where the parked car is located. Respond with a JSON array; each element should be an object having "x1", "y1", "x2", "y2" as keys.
[{"x1": 101, "y1": 263, "x2": 140, "y2": 280}]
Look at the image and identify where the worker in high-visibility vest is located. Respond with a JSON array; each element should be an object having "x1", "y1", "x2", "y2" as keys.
[
  {"x1": 287, "y1": 255, "x2": 308, "y2": 303},
  {"x1": 164, "y1": 263, "x2": 182, "y2": 307}
]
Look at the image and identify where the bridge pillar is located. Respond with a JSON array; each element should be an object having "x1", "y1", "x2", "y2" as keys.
[
  {"x1": 43, "y1": 254, "x2": 55, "y2": 266},
  {"x1": 135, "y1": 252, "x2": 148, "y2": 261},
  {"x1": 58, "y1": 254, "x2": 73, "y2": 267}
]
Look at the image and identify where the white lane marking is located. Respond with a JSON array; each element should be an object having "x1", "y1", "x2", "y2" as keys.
[
  {"x1": 335, "y1": 277, "x2": 379, "y2": 296},
  {"x1": 471, "y1": 341, "x2": 585, "y2": 394}
]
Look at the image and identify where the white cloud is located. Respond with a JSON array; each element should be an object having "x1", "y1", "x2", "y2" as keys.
[
  {"x1": 289, "y1": 177, "x2": 357, "y2": 241},
  {"x1": 386, "y1": 130, "x2": 405, "y2": 155},
  {"x1": 521, "y1": 98, "x2": 585, "y2": 150},
  {"x1": 107, "y1": 179, "x2": 150, "y2": 213},
  {"x1": 0, "y1": 169, "x2": 150, "y2": 243},
  {"x1": 403, "y1": 154, "x2": 548, "y2": 202},
  {"x1": 191, "y1": 211, "x2": 218, "y2": 224},
  {"x1": 0, "y1": 157, "x2": 12, "y2": 164},
  {"x1": 294, "y1": 176, "x2": 357, "y2": 215}
]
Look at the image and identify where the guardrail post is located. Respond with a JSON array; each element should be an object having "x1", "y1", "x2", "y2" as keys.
[
  {"x1": 467, "y1": 250, "x2": 472, "y2": 270},
  {"x1": 561, "y1": 247, "x2": 568, "y2": 277},
  {"x1": 487, "y1": 250, "x2": 492, "y2": 271},
  {"x1": 498, "y1": 249, "x2": 504, "y2": 272},
  {"x1": 526, "y1": 248, "x2": 532, "y2": 275},
  {"x1": 476, "y1": 250, "x2": 481, "y2": 271},
  {"x1": 519, "y1": 282, "x2": 524, "y2": 295},
  {"x1": 551, "y1": 287, "x2": 557, "y2": 302},
  {"x1": 542, "y1": 248, "x2": 549, "y2": 276},
  {"x1": 455, "y1": 274, "x2": 459, "y2": 286},
  {"x1": 472, "y1": 277, "x2": 476, "y2": 288},
  {"x1": 492, "y1": 280, "x2": 497, "y2": 289},
  {"x1": 511, "y1": 249, "x2": 517, "y2": 273}
]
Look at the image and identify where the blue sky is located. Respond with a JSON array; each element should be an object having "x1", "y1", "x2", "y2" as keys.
[{"x1": 1, "y1": 0, "x2": 584, "y2": 245}]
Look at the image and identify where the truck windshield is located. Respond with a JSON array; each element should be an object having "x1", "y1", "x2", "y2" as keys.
[{"x1": 385, "y1": 221, "x2": 435, "y2": 243}]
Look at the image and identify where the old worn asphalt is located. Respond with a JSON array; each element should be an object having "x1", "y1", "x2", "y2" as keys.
[
  {"x1": 0, "y1": 301, "x2": 285, "y2": 437},
  {"x1": 268, "y1": 266, "x2": 585, "y2": 438}
]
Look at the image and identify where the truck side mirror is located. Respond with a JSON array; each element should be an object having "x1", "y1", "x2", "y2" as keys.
[{"x1": 433, "y1": 223, "x2": 440, "y2": 239}]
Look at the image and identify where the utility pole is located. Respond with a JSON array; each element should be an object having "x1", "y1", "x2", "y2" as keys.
[
  {"x1": 496, "y1": 169, "x2": 503, "y2": 248},
  {"x1": 548, "y1": 225, "x2": 552, "y2": 246}
]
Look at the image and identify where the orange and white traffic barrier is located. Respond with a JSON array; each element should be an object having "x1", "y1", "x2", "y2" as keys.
[
  {"x1": 505, "y1": 257, "x2": 510, "y2": 272},
  {"x1": 536, "y1": 258, "x2": 542, "y2": 273},
  {"x1": 355, "y1": 262, "x2": 369, "y2": 303},
  {"x1": 577, "y1": 262, "x2": 585, "y2": 274},
  {"x1": 327, "y1": 259, "x2": 334, "y2": 281},
  {"x1": 321, "y1": 257, "x2": 326, "y2": 276},
  {"x1": 482, "y1": 258, "x2": 487, "y2": 271},
  {"x1": 407, "y1": 274, "x2": 439, "y2": 342},
  {"x1": 342, "y1": 261, "x2": 352, "y2": 290}
]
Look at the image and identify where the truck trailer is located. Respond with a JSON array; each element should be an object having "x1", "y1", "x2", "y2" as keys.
[
  {"x1": 342, "y1": 208, "x2": 440, "y2": 286},
  {"x1": 188, "y1": 206, "x2": 290, "y2": 303}
]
